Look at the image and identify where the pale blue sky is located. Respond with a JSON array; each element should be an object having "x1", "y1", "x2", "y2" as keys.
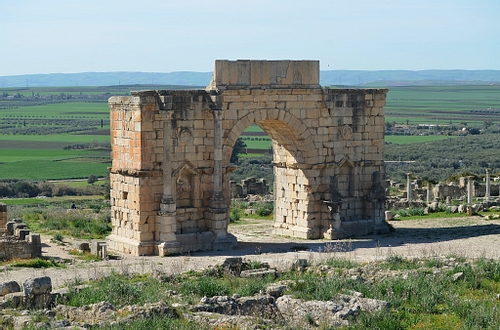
[{"x1": 1, "y1": 0, "x2": 499, "y2": 75}]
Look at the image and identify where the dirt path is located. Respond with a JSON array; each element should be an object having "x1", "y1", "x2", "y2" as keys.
[{"x1": 1, "y1": 216, "x2": 499, "y2": 289}]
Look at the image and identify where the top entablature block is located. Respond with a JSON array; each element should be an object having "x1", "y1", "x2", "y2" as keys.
[{"x1": 209, "y1": 60, "x2": 320, "y2": 89}]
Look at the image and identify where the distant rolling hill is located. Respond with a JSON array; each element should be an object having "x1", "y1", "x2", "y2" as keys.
[{"x1": 1, "y1": 70, "x2": 500, "y2": 88}]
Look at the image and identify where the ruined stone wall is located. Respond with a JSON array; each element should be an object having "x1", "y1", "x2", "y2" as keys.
[
  {"x1": 0, "y1": 205, "x2": 42, "y2": 259},
  {"x1": 0, "y1": 203, "x2": 6, "y2": 230},
  {"x1": 0, "y1": 237, "x2": 41, "y2": 260}
]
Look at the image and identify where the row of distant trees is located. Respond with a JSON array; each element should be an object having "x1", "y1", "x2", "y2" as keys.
[{"x1": 385, "y1": 132, "x2": 500, "y2": 183}]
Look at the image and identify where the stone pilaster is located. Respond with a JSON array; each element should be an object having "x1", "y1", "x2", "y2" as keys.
[
  {"x1": 211, "y1": 108, "x2": 226, "y2": 210},
  {"x1": 157, "y1": 109, "x2": 180, "y2": 256},
  {"x1": 160, "y1": 110, "x2": 176, "y2": 212}
]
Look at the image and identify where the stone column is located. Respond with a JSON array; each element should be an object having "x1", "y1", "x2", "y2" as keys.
[
  {"x1": 467, "y1": 176, "x2": 474, "y2": 204},
  {"x1": 157, "y1": 110, "x2": 180, "y2": 256},
  {"x1": 485, "y1": 168, "x2": 491, "y2": 199},
  {"x1": 406, "y1": 173, "x2": 412, "y2": 202},
  {"x1": 426, "y1": 183, "x2": 432, "y2": 203}
]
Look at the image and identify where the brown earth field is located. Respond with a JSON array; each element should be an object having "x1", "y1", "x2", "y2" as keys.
[{"x1": 1, "y1": 216, "x2": 499, "y2": 289}]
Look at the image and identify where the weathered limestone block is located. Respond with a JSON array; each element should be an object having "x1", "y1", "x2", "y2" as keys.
[
  {"x1": 23, "y1": 276, "x2": 52, "y2": 297},
  {"x1": 0, "y1": 281, "x2": 21, "y2": 296}
]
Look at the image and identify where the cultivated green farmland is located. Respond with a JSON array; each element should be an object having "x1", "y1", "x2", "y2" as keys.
[
  {"x1": 0, "y1": 84, "x2": 498, "y2": 180},
  {"x1": 0, "y1": 149, "x2": 105, "y2": 162},
  {"x1": 385, "y1": 135, "x2": 457, "y2": 144},
  {"x1": 385, "y1": 85, "x2": 500, "y2": 126},
  {"x1": 239, "y1": 136, "x2": 272, "y2": 150},
  {"x1": 0, "y1": 159, "x2": 109, "y2": 180},
  {"x1": 0, "y1": 98, "x2": 111, "y2": 180},
  {"x1": 0, "y1": 102, "x2": 109, "y2": 118}
]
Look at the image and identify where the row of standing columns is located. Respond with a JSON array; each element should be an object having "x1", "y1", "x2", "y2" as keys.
[{"x1": 406, "y1": 169, "x2": 493, "y2": 204}]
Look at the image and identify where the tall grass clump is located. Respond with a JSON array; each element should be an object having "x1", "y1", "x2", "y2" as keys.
[
  {"x1": 179, "y1": 275, "x2": 230, "y2": 298},
  {"x1": 64, "y1": 272, "x2": 170, "y2": 308},
  {"x1": 8, "y1": 257, "x2": 60, "y2": 268}
]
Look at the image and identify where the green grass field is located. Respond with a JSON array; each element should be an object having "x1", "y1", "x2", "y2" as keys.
[
  {"x1": 0, "y1": 102, "x2": 109, "y2": 118},
  {"x1": 385, "y1": 135, "x2": 458, "y2": 144}
]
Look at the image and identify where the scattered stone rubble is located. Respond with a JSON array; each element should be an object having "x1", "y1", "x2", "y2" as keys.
[
  {"x1": 231, "y1": 177, "x2": 269, "y2": 198},
  {"x1": 0, "y1": 256, "x2": 474, "y2": 329}
]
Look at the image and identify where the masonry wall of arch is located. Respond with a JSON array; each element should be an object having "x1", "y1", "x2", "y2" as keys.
[{"x1": 106, "y1": 60, "x2": 389, "y2": 256}]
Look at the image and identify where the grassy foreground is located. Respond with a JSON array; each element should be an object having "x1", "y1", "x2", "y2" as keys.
[{"x1": 21, "y1": 254, "x2": 498, "y2": 329}]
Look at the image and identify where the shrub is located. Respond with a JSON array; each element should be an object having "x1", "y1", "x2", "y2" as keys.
[
  {"x1": 397, "y1": 206, "x2": 425, "y2": 217},
  {"x1": 256, "y1": 202, "x2": 273, "y2": 216},
  {"x1": 230, "y1": 208, "x2": 242, "y2": 222},
  {"x1": 52, "y1": 233, "x2": 64, "y2": 242}
]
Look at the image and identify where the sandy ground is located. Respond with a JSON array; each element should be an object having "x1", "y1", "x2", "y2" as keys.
[{"x1": 2, "y1": 216, "x2": 500, "y2": 289}]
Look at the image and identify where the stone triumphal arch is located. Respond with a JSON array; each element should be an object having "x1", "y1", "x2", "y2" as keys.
[{"x1": 107, "y1": 60, "x2": 389, "y2": 256}]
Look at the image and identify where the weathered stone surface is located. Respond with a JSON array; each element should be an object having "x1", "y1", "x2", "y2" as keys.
[
  {"x1": 239, "y1": 268, "x2": 277, "y2": 278},
  {"x1": 0, "y1": 213, "x2": 42, "y2": 260},
  {"x1": 23, "y1": 276, "x2": 52, "y2": 297},
  {"x1": 0, "y1": 281, "x2": 21, "y2": 296},
  {"x1": 191, "y1": 294, "x2": 278, "y2": 318},
  {"x1": 265, "y1": 284, "x2": 287, "y2": 298},
  {"x1": 452, "y1": 272, "x2": 465, "y2": 282},
  {"x1": 292, "y1": 258, "x2": 309, "y2": 271},
  {"x1": 2, "y1": 292, "x2": 24, "y2": 309},
  {"x1": 276, "y1": 294, "x2": 388, "y2": 328}
]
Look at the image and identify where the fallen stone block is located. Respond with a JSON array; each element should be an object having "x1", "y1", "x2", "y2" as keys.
[{"x1": 23, "y1": 276, "x2": 52, "y2": 297}]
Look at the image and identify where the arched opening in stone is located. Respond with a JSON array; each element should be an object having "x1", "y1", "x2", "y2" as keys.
[
  {"x1": 228, "y1": 123, "x2": 274, "y2": 212},
  {"x1": 223, "y1": 110, "x2": 319, "y2": 239}
]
